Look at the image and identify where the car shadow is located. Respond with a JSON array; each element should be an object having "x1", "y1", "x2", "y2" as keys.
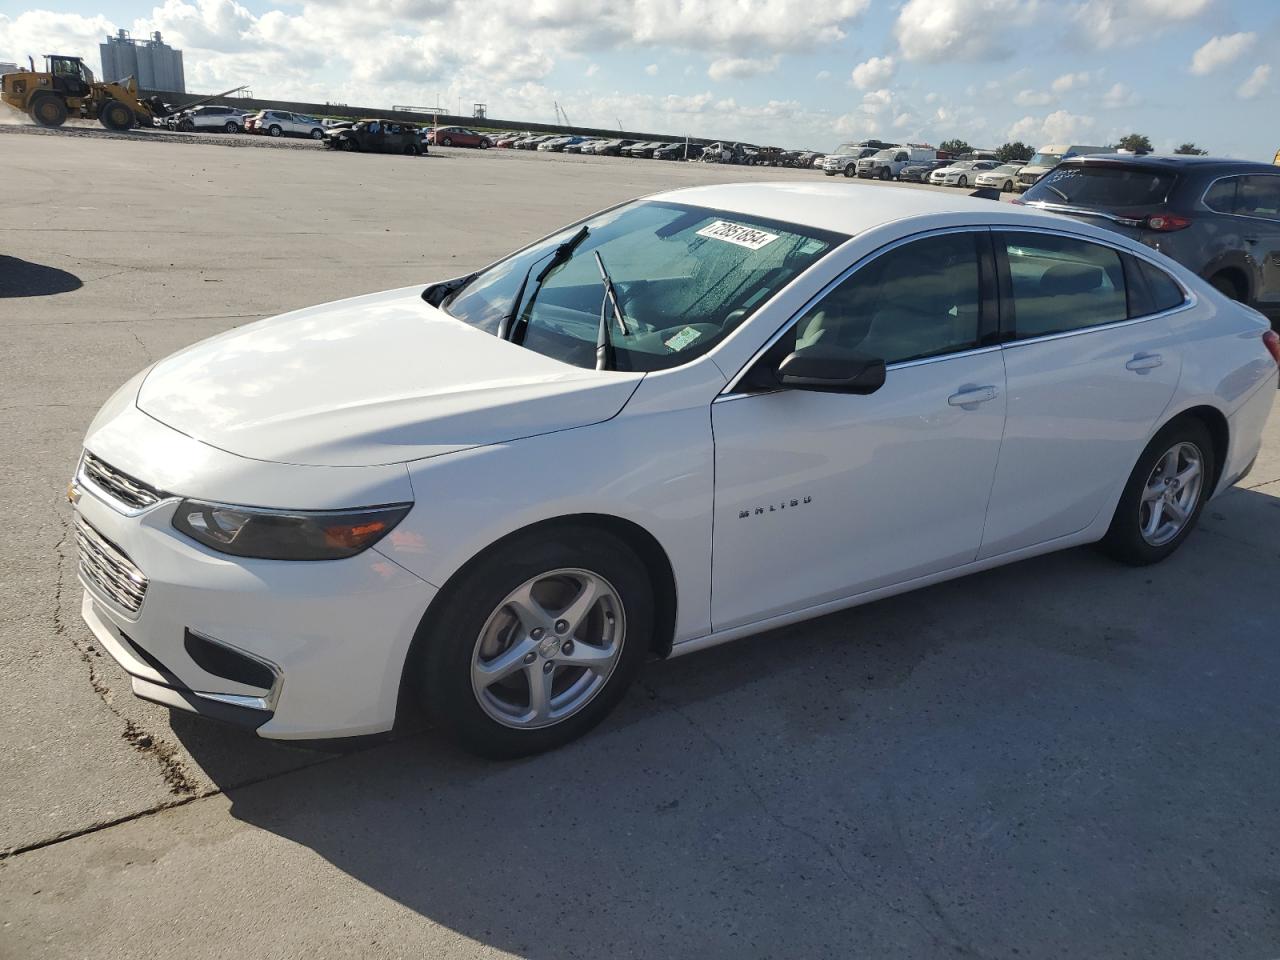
[
  {"x1": 0, "y1": 256, "x2": 83, "y2": 298},
  {"x1": 170, "y1": 485, "x2": 1280, "y2": 958}
]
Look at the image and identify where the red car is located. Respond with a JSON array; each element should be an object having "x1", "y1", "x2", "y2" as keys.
[{"x1": 427, "y1": 126, "x2": 493, "y2": 148}]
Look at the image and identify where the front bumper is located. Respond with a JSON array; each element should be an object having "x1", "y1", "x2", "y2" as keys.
[{"x1": 72, "y1": 468, "x2": 438, "y2": 741}]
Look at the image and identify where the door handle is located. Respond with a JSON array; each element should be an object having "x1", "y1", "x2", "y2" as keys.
[
  {"x1": 947, "y1": 385, "x2": 998, "y2": 408},
  {"x1": 1125, "y1": 353, "x2": 1163, "y2": 373}
]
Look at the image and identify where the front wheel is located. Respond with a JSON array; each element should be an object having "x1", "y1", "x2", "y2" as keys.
[
  {"x1": 957, "y1": 175, "x2": 968, "y2": 188},
  {"x1": 479, "y1": 139, "x2": 490, "y2": 149},
  {"x1": 842, "y1": 165, "x2": 855, "y2": 178},
  {"x1": 100, "y1": 100, "x2": 136, "y2": 131},
  {"x1": 310, "y1": 128, "x2": 324, "y2": 140},
  {"x1": 1003, "y1": 180, "x2": 1013, "y2": 192},
  {"x1": 418, "y1": 528, "x2": 653, "y2": 758},
  {"x1": 224, "y1": 120, "x2": 239, "y2": 133},
  {"x1": 1100, "y1": 418, "x2": 1214, "y2": 566}
]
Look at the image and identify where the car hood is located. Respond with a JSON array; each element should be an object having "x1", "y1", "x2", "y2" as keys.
[{"x1": 135, "y1": 287, "x2": 643, "y2": 468}]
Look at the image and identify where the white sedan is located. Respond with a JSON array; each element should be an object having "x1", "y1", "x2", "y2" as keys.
[
  {"x1": 73, "y1": 184, "x2": 1279, "y2": 757},
  {"x1": 930, "y1": 159, "x2": 999, "y2": 187}
]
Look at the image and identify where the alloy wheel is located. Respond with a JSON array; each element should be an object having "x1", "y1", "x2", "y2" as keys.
[
  {"x1": 1139, "y1": 442, "x2": 1203, "y2": 546},
  {"x1": 470, "y1": 568, "x2": 626, "y2": 729}
]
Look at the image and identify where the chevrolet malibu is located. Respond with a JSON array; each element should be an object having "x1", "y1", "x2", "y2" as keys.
[{"x1": 73, "y1": 184, "x2": 1280, "y2": 757}]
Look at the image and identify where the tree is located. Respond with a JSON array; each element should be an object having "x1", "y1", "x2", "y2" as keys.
[
  {"x1": 1174, "y1": 142, "x2": 1208, "y2": 155},
  {"x1": 939, "y1": 138, "x2": 971, "y2": 156},
  {"x1": 1117, "y1": 132, "x2": 1153, "y2": 153},
  {"x1": 997, "y1": 141, "x2": 1033, "y2": 162}
]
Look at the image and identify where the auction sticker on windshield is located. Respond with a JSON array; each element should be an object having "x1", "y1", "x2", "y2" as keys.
[{"x1": 696, "y1": 220, "x2": 780, "y2": 250}]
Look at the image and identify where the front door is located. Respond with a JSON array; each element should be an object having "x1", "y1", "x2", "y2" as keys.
[{"x1": 710, "y1": 230, "x2": 1007, "y2": 631}]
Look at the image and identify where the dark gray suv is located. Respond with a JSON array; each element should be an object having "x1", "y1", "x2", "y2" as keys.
[{"x1": 1018, "y1": 155, "x2": 1280, "y2": 326}]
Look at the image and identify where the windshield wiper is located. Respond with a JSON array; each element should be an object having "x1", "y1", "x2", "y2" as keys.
[
  {"x1": 504, "y1": 225, "x2": 590, "y2": 343},
  {"x1": 593, "y1": 250, "x2": 627, "y2": 371},
  {"x1": 1044, "y1": 184, "x2": 1069, "y2": 202}
]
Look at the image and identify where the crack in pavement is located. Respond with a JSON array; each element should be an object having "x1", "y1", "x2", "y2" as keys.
[{"x1": 638, "y1": 679, "x2": 971, "y2": 955}]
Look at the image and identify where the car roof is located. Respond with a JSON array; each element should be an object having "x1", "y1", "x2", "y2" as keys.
[
  {"x1": 651, "y1": 181, "x2": 1087, "y2": 235},
  {"x1": 1062, "y1": 153, "x2": 1277, "y2": 174}
]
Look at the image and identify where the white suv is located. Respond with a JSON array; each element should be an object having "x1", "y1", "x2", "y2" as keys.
[
  {"x1": 170, "y1": 105, "x2": 248, "y2": 133},
  {"x1": 253, "y1": 110, "x2": 327, "y2": 140}
]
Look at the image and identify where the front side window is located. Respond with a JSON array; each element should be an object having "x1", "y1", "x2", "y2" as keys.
[
  {"x1": 778, "y1": 232, "x2": 984, "y2": 366},
  {"x1": 1002, "y1": 233, "x2": 1127, "y2": 338},
  {"x1": 443, "y1": 201, "x2": 844, "y2": 371}
]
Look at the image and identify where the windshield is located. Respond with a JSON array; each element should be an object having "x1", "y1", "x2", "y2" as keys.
[
  {"x1": 1027, "y1": 152, "x2": 1063, "y2": 168},
  {"x1": 442, "y1": 201, "x2": 844, "y2": 372},
  {"x1": 832, "y1": 142, "x2": 861, "y2": 155},
  {"x1": 949, "y1": 161, "x2": 976, "y2": 169}
]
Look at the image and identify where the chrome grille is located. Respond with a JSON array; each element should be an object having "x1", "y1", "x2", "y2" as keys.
[
  {"x1": 75, "y1": 516, "x2": 148, "y2": 614},
  {"x1": 81, "y1": 452, "x2": 165, "y2": 510}
]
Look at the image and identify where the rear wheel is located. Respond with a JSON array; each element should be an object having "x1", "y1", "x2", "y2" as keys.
[
  {"x1": 1100, "y1": 418, "x2": 1214, "y2": 565},
  {"x1": 268, "y1": 124, "x2": 282, "y2": 137},
  {"x1": 442, "y1": 136, "x2": 453, "y2": 146},
  {"x1": 418, "y1": 528, "x2": 653, "y2": 758},
  {"x1": 29, "y1": 95, "x2": 68, "y2": 128}
]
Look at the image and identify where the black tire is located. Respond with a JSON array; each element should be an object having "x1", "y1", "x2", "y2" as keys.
[
  {"x1": 1003, "y1": 180, "x2": 1013, "y2": 192},
  {"x1": 30, "y1": 95, "x2": 68, "y2": 128},
  {"x1": 268, "y1": 124, "x2": 282, "y2": 137},
  {"x1": 1209, "y1": 271, "x2": 1246, "y2": 303},
  {"x1": 177, "y1": 117, "x2": 194, "y2": 132},
  {"x1": 442, "y1": 136, "x2": 453, "y2": 146},
  {"x1": 479, "y1": 138, "x2": 490, "y2": 149},
  {"x1": 417, "y1": 527, "x2": 654, "y2": 758},
  {"x1": 879, "y1": 167, "x2": 890, "y2": 180},
  {"x1": 310, "y1": 128, "x2": 324, "y2": 140},
  {"x1": 224, "y1": 120, "x2": 238, "y2": 133},
  {"x1": 958, "y1": 175, "x2": 968, "y2": 188},
  {"x1": 842, "y1": 165, "x2": 855, "y2": 178},
  {"x1": 99, "y1": 100, "x2": 136, "y2": 131},
  {"x1": 1099, "y1": 417, "x2": 1215, "y2": 566}
]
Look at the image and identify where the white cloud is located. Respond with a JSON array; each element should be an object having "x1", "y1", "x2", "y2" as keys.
[
  {"x1": 1008, "y1": 108, "x2": 1096, "y2": 144},
  {"x1": 1070, "y1": 0, "x2": 1211, "y2": 48},
  {"x1": 1238, "y1": 64, "x2": 1271, "y2": 100},
  {"x1": 0, "y1": 10, "x2": 117, "y2": 68},
  {"x1": 815, "y1": 69, "x2": 831, "y2": 80},
  {"x1": 585, "y1": 62, "x2": 598, "y2": 76},
  {"x1": 1100, "y1": 82, "x2": 1139, "y2": 108},
  {"x1": 707, "y1": 54, "x2": 779, "y2": 81},
  {"x1": 1051, "y1": 70, "x2": 1093, "y2": 93},
  {"x1": 644, "y1": 62, "x2": 658, "y2": 76},
  {"x1": 894, "y1": 0, "x2": 1036, "y2": 62},
  {"x1": 1014, "y1": 89, "x2": 1052, "y2": 106},
  {"x1": 1190, "y1": 32, "x2": 1255, "y2": 75},
  {"x1": 850, "y1": 54, "x2": 894, "y2": 89}
]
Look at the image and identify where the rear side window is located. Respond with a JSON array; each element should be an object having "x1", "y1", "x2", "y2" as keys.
[
  {"x1": 1026, "y1": 165, "x2": 1176, "y2": 209},
  {"x1": 1002, "y1": 233, "x2": 1127, "y2": 338},
  {"x1": 1202, "y1": 175, "x2": 1280, "y2": 221},
  {"x1": 1137, "y1": 259, "x2": 1186, "y2": 313}
]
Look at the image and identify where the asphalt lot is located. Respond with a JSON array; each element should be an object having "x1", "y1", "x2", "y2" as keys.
[{"x1": 2, "y1": 130, "x2": 1278, "y2": 959}]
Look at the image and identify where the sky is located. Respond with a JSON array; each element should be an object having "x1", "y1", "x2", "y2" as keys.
[{"x1": 1, "y1": 0, "x2": 1277, "y2": 159}]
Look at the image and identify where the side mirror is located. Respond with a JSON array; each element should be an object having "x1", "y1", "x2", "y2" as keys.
[{"x1": 776, "y1": 345, "x2": 886, "y2": 395}]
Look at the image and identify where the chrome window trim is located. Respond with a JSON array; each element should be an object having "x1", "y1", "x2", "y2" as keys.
[
  {"x1": 1198, "y1": 172, "x2": 1280, "y2": 225},
  {"x1": 719, "y1": 224, "x2": 994, "y2": 395}
]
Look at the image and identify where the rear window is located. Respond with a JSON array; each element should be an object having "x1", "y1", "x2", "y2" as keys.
[{"x1": 1025, "y1": 165, "x2": 1176, "y2": 210}]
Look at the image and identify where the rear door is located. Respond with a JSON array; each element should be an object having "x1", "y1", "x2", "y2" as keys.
[
  {"x1": 978, "y1": 229, "x2": 1184, "y2": 558},
  {"x1": 1236, "y1": 175, "x2": 1280, "y2": 310}
]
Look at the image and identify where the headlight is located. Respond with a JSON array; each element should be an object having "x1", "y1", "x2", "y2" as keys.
[{"x1": 172, "y1": 500, "x2": 412, "y2": 561}]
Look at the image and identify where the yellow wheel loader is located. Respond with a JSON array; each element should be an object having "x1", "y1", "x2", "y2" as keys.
[{"x1": 0, "y1": 55, "x2": 161, "y2": 130}]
